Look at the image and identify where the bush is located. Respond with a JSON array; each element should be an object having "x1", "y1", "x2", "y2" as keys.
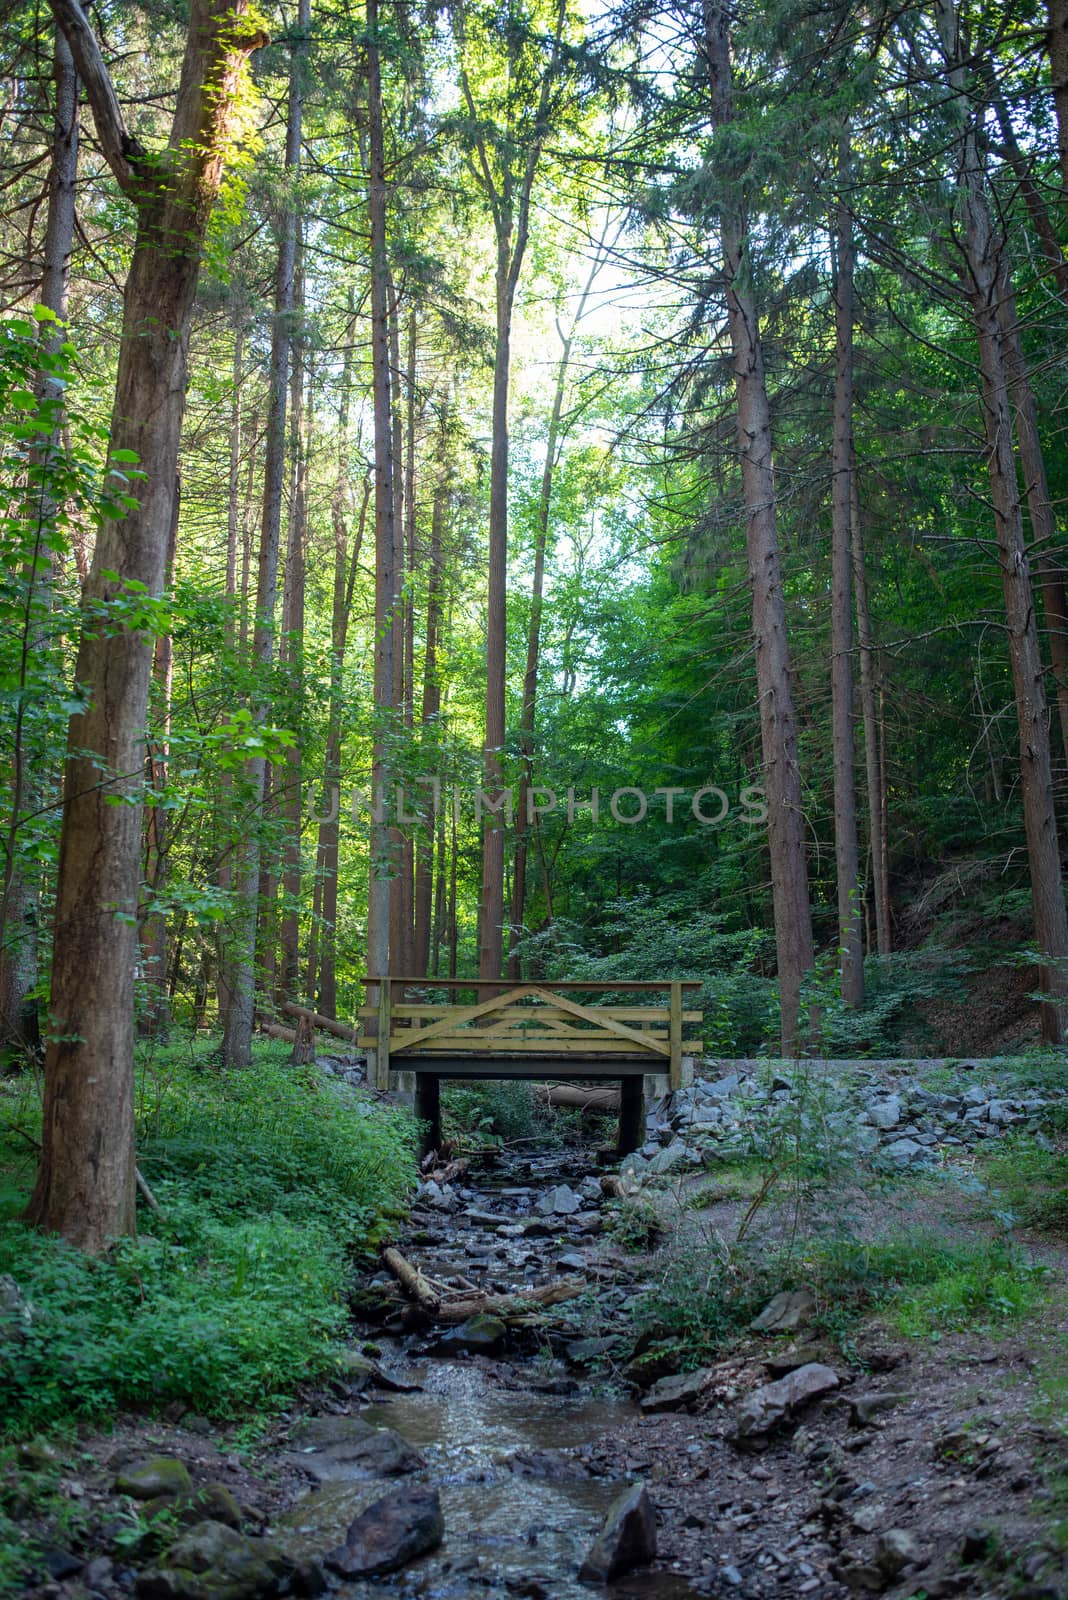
[
  {"x1": 0, "y1": 1040, "x2": 414, "y2": 1436},
  {"x1": 984, "y1": 1133, "x2": 1068, "y2": 1235}
]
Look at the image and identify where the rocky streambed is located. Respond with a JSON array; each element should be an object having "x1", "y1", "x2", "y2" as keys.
[{"x1": 22, "y1": 1123, "x2": 1068, "y2": 1600}]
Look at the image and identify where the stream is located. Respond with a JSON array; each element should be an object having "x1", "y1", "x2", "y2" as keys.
[{"x1": 276, "y1": 1140, "x2": 708, "y2": 1600}]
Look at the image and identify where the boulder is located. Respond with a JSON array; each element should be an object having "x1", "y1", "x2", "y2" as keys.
[
  {"x1": 578, "y1": 1483, "x2": 656, "y2": 1584},
  {"x1": 325, "y1": 1486, "x2": 444, "y2": 1578},
  {"x1": 134, "y1": 1520, "x2": 312, "y2": 1600},
  {"x1": 435, "y1": 1314, "x2": 507, "y2": 1355},
  {"x1": 288, "y1": 1416, "x2": 425, "y2": 1482},
  {"x1": 880, "y1": 1137, "x2": 924, "y2": 1165},
  {"x1": 0, "y1": 1274, "x2": 33, "y2": 1337},
  {"x1": 536, "y1": 1184, "x2": 581, "y2": 1216},
  {"x1": 876, "y1": 1528, "x2": 922, "y2": 1576},
  {"x1": 639, "y1": 1368, "x2": 715, "y2": 1413},
  {"x1": 732, "y1": 1362, "x2": 839, "y2": 1441},
  {"x1": 142, "y1": 1484, "x2": 243, "y2": 1530},
  {"x1": 867, "y1": 1097, "x2": 901, "y2": 1131},
  {"x1": 644, "y1": 1143, "x2": 690, "y2": 1176},
  {"x1": 115, "y1": 1458, "x2": 194, "y2": 1501},
  {"x1": 849, "y1": 1392, "x2": 913, "y2": 1428},
  {"x1": 750, "y1": 1288, "x2": 815, "y2": 1334}
]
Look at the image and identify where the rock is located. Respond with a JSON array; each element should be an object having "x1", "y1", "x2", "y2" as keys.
[
  {"x1": 84, "y1": 1556, "x2": 114, "y2": 1590},
  {"x1": 868, "y1": 1097, "x2": 901, "y2": 1130},
  {"x1": 577, "y1": 1483, "x2": 656, "y2": 1583},
  {"x1": 536, "y1": 1184, "x2": 581, "y2": 1216},
  {"x1": 325, "y1": 1486, "x2": 444, "y2": 1578},
  {"x1": 135, "y1": 1521, "x2": 304, "y2": 1600},
  {"x1": 435, "y1": 1314, "x2": 507, "y2": 1355},
  {"x1": 41, "y1": 1548, "x2": 83, "y2": 1580},
  {"x1": 750, "y1": 1288, "x2": 815, "y2": 1334},
  {"x1": 557, "y1": 1253, "x2": 588, "y2": 1273},
  {"x1": 502, "y1": 1448, "x2": 590, "y2": 1481},
  {"x1": 142, "y1": 1484, "x2": 243, "y2": 1530},
  {"x1": 849, "y1": 1392, "x2": 913, "y2": 1427},
  {"x1": 644, "y1": 1143, "x2": 690, "y2": 1176},
  {"x1": 986, "y1": 1100, "x2": 1017, "y2": 1125},
  {"x1": 115, "y1": 1458, "x2": 194, "y2": 1501},
  {"x1": 733, "y1": 1362, "x2": 839, "y2": 1441},
  {"x1": 877, "y1": 1528, "x2": 922, "y2": 1575},
  {"x1": 0, "y1": 1273, "x2": 33, "y2": 1337},
  {"x1": 565, "y1": 1337, "x2": 616, "y2": 1368},
  {"x1": 639, "y1": 1368, "x2": 715, "y2": 1413},
  {"x1": 288, "y1": 1416, "x2": 425, "y2": 1482},
  {"x1": 835, "y1": 1556, "x2": 888, "y2": 1592},
  {"x1": 18, "y1": 1439, "x2": 59, "y2": 1471},
  {"x1": 881, "y1": 1137, "x2": 924, "y2": 1164},
  {"x1": 704, "y1": 1073, "x2": 742, "y2": 1097}
]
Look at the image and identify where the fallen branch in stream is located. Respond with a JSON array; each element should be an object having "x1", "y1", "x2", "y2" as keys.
[
  {"x1": 380, "y1": 1247, "x2": 587, "y2": 1325},
  {"x1": 533, "y1": 1084, "x2": 620, "y2": 1113}
]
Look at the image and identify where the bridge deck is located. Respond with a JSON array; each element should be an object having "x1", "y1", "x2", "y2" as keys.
[{"x1": 356, "y1": 978, "x2": 703, "y2": 1154}]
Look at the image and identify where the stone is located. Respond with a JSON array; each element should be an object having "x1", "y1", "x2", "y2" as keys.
[
  {"x1": 135, "y1": 1521, "x2": 304, "y2": 1600},
  {"x1": 877, "y1": 1529, "x2": 922, "y2": 1575},
  {"x1": 850, "y1": 1392, "x2": 913, "y2": 1428},
  {"x1": 536, "y1": 1184, "x2": 581, "y2": 1216},
  {"x1": 733, "y1": 1362, "x2": 839, "y2": 1441},
  {"x1": 868, "y1": 1097, "x2": 901, "y2": 1130},
  {"x1": 143, "y1": 1484, "x2": 243, "y2": 1530},
  {"x1": 639, "y1": 1368, "x2": 715, "y2": 1413},
  {"x1": 881, "y1": 1138, "x2": 924, "y2": 1164},
  {"x1": 644, "y1": 1143, "x2": 690, "y2": 1176},
  {"x1": 986, "y1": 1101, "x2": 1017, "y2": 1125},
  {"x1": 704, "y1": 1073, "x2": 742, "y2": 1097},
  {"x1": 288, "y1": 1416, "x2": 425, "y2": 1482},
  {"x1": 750, "y1": 1288, "x2": 815, "y2": 1334},
  {"x1": 577, "y1": 1483, "x2": 656, "y2": 1583},
  {"x1": 18, "y1": 1439, "x2": 59, "y2": 1471},
  {"x1": 502, "y1": 1448, "x2": 590, "y2": 1481},
  {"x1": 41, "y1": 1548, "x2": 83, "y2": 1580},
  {"x1": 325, "y1": 1486, "x2": 444, "y2": 1578},
  {"x1": 84, "y1": 1556, "x2": 114, "y2": 1591},
  {"x1": 435, "y1": 1314, "x2": 507, "y2": 1355},
  {"x1": 0, "y1": 1273, "x2": 33, "y2": 1337},
  {"x1": 115, "y1": 1458, "x2": 194, "y2": 1501}
]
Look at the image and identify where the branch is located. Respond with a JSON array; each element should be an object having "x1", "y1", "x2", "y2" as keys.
[{"x1": 49, "y1": 0, "x2": 145, "y2": 198}]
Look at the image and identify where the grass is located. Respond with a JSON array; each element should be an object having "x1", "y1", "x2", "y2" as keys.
[
  {"x1": 983, "y1": 1132, "x2": 1068, "y2": 1234},
  {"x1": 0, "y1": 1037, "x2": 414, "y2": 1438},
  {"x1": 633, "y1": 1228, "x2": 1049, "y2": 1369}
]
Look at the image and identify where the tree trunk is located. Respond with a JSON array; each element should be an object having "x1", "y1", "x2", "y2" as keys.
[
  {"x1": 219, "y1": 0, "x2": 306, "y2": 1065},
  {"x1": 27, "y1": 0, "x2": 265, "y2": 1249},
  {"x1": 850, "y1": 472, "x2": 891, "y2": 955},
  {"x1": 0, "y1": 28, "x2": 79, "y2": 1058},
  {"x1": 387, "y1": 279, "x2": 409, "y2": 973},
  {"x1": 365, "y1": 0, "x2": 396, "y2": 1016},
  {"x1": 997, "y1": 275, "x2": 1068, "y2": 777},
  {"x1": 277, "y1": 256, "x2": 309, "y2": 1006},
  {"x1": 702, "y1": 0, "x2": 815, "y2": 1051},
  {"x1": 414, "y1": 406, "x2": 447, "y2": 976},
  {"x1": 1046, "y1": 0, "x2": 1068, "y2": 198},
  {"x1": 830, "y1": 136, "x2": 863, "y2": 1006},
  {"x1": 937, "y1": 0, "x2": 1068, "y2": 1042}
]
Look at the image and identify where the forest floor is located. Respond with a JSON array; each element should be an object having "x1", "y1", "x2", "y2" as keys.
[{"x1": 2, "y1": 1060, "x2": 1068, "y2": 1600}]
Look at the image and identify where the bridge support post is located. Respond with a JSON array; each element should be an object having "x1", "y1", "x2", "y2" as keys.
[
  {"x1": 618, "y1": 1076, "x2": 645, "y2": 1155},
  {"x1": 414, "y1": 1073, "x2": 442, "y2": 1155}
]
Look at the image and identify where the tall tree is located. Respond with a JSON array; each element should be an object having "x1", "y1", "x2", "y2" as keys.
[
  {"x1": 26, "y1": 0, "x2": 266, "y2": 1248},
  {"x1": 701, "y1": 0, "x2": 815, "y2": 1050}
]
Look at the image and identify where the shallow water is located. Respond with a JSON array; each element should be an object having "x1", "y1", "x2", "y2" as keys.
[{"x1": 277, "y1": 1361, "x2": 705, "y2": 1599}]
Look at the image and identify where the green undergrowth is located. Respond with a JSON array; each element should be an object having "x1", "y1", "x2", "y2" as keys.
[
  {"x1": 983, "y1": 1132, "x2": 1068, "y2": 1235},
  {"x1": 0, "y1": 1038, "x2": 414, "y2": 1437},
  {"x1": 634, "y1": 1230, "x2": 1048, "y2": 1369}
]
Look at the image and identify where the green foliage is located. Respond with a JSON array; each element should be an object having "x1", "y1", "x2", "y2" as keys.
[
  {"x1": 0, "y1": 1041, "x2": 413, "y2": 1437},
  {"x1": 983, "y1": 1134, "x2": 1068, "y2": 1235},
  {"x1": 441, "y1": 1079, "x2": 547, "y2": 1145}
]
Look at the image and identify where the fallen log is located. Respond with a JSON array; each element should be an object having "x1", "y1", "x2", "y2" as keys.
[
  {"x1": 381, "y1": 1247, "x2": 441, "y2": 1314},
  {"x1": 283, "y1": 1001, "x2": 359, "y2": 1045},
  {"x1": 534, "y1": 1084, "x2": 621, "y2": 1113},
  {"x1": 435, "y1": 1277, "x2": 586, "y2": 1323},
  {"x1": 259, "y1": 1021, "x2": 297, "y2": 1043}
]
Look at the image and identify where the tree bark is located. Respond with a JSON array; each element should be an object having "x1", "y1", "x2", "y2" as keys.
[
  {"x1": 413, "y1": 405, "x2": 448, "y2": 976},
  {"x1": 1046, "y1": 0, "x2": 1068, "y2": 199},
  {"x1": 850, "y1": 472, "x2": 892, "y2": 956},
  {"x1": 365, "y1": 0, "x2": 396, "y2": 1015},
  {"x1": 936, "y1": 0, "x2": 1068, "y2": 1042},
  {"x1": 830, "y1": 136, "x2": 864, "y2": 1006},
  {"x1": 996, "y1": 274, "x2": 1068, "y2": 777},
  {"x1": 702, "y1": 0, "x2": 815, "y2": 1051},
  {"x1": 219, "y1": 0, "x2": 307, "y2": 1065},
  {"x1": 27, "y1": 0, "x2": 266, "y2": 1249},
  {"x1": 0, "y1": 28, "x2": 79, "y2": 1058}
]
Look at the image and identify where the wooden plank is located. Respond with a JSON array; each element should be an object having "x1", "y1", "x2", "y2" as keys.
[
  {"x1": 358, "y1": 976, "x2": 702, "y2": 991},
  {"x1": 357, "y1": 1036, "x2": 704, "y2": 1054},
  {"x1": 378, "y1": 1004, "x2": 701, "y2": 1023},
  {"x1": 388, "y1": 985, "x2": 544, "y2": 1053},
  {"x1": 527, "y1": 986, "x2": 670, "y2": 1058},
  {"x1": 669, "y1": 980, "x2": 683, "y2": 1091}
]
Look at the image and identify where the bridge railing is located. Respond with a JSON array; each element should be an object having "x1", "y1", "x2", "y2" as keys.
[{"x1": 356, "y1": 977, "x2": 703, "y2": 1092}]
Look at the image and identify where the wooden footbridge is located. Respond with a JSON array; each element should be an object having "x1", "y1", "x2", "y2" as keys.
[{"x1": 352, "y1": 978, "x2": 704, "y2": 1154}]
